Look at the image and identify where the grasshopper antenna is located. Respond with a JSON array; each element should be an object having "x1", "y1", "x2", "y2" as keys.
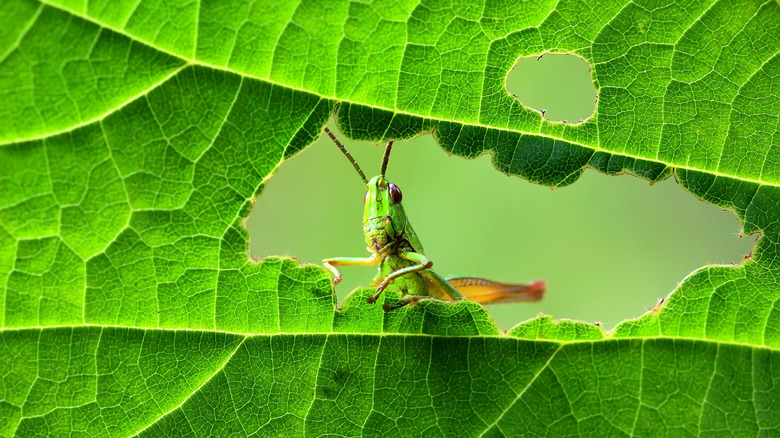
[
  {"x1": 324, "y1": 127, "x2": 368, "y2": 185},
  {"x1": 380, "y1": 140, "x2": 394, "y2": 179}
]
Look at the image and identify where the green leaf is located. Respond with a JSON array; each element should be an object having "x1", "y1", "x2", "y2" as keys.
[{"x1": 1, "y1": 0, "x2": 779, "y2": 436}]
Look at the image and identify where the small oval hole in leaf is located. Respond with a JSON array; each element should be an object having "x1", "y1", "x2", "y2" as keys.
[{"x1": 507, "y1": 53, "x2": 597, "y2": 124}]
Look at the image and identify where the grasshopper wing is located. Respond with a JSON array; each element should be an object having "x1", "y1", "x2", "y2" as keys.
[{"x1": 441, "y1": 277, "x2": 545, "y2": 304}]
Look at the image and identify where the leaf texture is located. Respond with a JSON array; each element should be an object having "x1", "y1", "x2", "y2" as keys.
[{"x1": 1, "y1": 0, "x2": 779, "y2": 436}]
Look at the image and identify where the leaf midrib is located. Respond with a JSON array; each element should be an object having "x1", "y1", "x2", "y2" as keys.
[
  {"x1": 1, "y1": 325, "x2": 777, "y2": 352},
  {"x1": 10, "y1": 0, "x2": 774, "y2": 189}
]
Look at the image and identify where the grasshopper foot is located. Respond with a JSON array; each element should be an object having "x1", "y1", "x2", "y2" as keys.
[
  {"x1": 367, "y1": 285, "x2": 386, "y2": 304},
  {"x1": 383, "y1": 297, "x2": 421, "y2": 312}
]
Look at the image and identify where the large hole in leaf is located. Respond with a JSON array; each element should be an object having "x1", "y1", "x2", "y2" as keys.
[
  {"x1": 249, "y1": 124, "x2": 754, "y2": 330},
  {"x1": 507, "y1": 53, "x2": 597, "y2": 123}
]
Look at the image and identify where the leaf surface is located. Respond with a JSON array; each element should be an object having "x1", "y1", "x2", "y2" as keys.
[{"x1": 1, "y1": 0, "x2": 779, "y2": 436}]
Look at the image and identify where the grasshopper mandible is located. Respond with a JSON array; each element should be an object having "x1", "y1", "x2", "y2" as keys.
[{"x1": 322, "y1": 127, "x2": 545, "y2": 311}]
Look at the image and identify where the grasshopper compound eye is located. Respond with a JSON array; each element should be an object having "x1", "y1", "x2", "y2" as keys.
[
  {"x1": 364, "y1": 191, "x2": 369, "y2": 205},
  {"x1": 389, "y1": 183, "x2": 402, "y2": 204}
]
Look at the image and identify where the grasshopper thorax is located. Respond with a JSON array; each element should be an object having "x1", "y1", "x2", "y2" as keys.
[{"x1": 363, "y1": 175, "x2": 406, "y2": 253}]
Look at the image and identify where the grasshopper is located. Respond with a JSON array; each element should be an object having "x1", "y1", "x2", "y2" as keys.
[{"x1": 322, "y1": 127, "x2": 545, "y2": 311}]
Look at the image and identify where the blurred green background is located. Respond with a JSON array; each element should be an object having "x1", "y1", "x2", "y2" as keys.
[{"x1": 248, "y1": 55, "x2": 754, "y2": 330}]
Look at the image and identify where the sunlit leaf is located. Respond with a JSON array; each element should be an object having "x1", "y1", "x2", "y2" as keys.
[{"x1": 1, "y1": 0, "x2": 778, "y2": 435}]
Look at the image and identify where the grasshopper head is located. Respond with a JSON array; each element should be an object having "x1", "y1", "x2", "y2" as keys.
[
  {"x1": 324, "y1": 127, "x2": 404, "y2": 251},
  {"x1": 363, "y1": 175, "x2": 406, "y2": 250}
]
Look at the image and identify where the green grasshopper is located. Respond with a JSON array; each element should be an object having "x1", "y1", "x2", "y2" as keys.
[{"x1": 322, "y1": 127, "x2": 545, "y2": 311}]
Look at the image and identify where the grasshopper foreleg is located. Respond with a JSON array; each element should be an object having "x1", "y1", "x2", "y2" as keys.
[
  {"x1": 322, "y1": 256, "x2": 379, "y2": 286},
  {"x1": 367, "y1": 251, "x2": 432, "y2": 304}
]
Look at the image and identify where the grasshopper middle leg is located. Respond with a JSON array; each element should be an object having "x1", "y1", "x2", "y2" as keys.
[{"x1": 367, "y1": 251, "x2": 432, "y2": 304}]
